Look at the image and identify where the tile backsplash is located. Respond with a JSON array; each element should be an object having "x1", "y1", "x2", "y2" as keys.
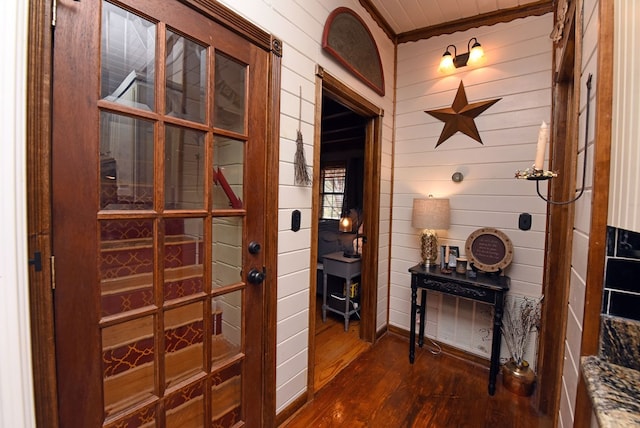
[{"x1": 603, "y1": 226, "x2": 640, "y2": 322}]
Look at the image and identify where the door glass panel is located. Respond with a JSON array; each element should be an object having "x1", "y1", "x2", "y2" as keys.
[
  {"x1": 104, "y1": 403, "x2": 156, "y2": 428},
  {"x1": 164, "y1": 301, "x2": 205, "y2": 388},
  {"x1": 165, "y1": 126, "x2": 205, "y2": 209},
  {"x1": 212, "y1": 137, "x2": 244, "y2": 210},
  {"x1": 100, "y1": 219, "x2": 154, "y2": 317},
  {"x1": 100, "y1": 112, "x2": 154, "y2": 210},
  {"x1": 100, "y1": 1, "x2": 155, "y2": 111},
  {"x1": 211, "y1": 217, "x2": 243, "y2": 288},
  {"x1": 211, "y1": 360, "x2": 242, "y2": 426},
  {"x1": 211, "y1": 290, "x2": 243, "y2": 363},
  {"x1": 164, "y1": 218, "x2": 204, "y2": 302},
  {"x1": 102, "y1": 315, "x2": 156, "y2": 417},
  {"x1": 166, "y1": 30, "x2": 207, "y2": 123},
  {"x1": 165, "y1": 381, "x2": 205, "y2": 428},
  {"x1": 214, "y1": 53, "x2": 246, "y2": 133}
]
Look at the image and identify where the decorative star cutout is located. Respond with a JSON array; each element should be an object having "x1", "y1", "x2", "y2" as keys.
[{"x1": 425, "y1": 81, "x2": 501, "y2": 148}]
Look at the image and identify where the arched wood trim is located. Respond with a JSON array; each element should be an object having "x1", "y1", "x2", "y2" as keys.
[{"x1": 322, "y1": 8, "x2": 385, "y2": 96}]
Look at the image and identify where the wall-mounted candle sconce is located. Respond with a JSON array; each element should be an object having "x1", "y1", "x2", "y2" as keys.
[
  {"x1": 439, "y1": 37, "x2": 484, "y2": 72},
  {"x1": 515, "y1": 74, "x2": 593, "y2": 205}
]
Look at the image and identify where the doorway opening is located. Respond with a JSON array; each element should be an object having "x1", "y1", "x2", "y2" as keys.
[
  {"x1": 308, "y1": 67, "x2": 383, "y2": 394},
  {"x1": 313, "y1": 94, "x2": 368, "y2": 391}
]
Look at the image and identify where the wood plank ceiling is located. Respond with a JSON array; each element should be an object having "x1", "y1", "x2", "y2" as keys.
[{"x1": 360, "y1": 0, "x2": 553, "y2": 42}]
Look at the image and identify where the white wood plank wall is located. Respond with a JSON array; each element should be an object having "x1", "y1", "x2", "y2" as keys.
[
  {"x1": 217, "y1": 0, "x2": 396, "y2": 413},
  {"x1": 609, "y1": 0, "x2": 640, "y2": 233},
  {"x1": 391, "y1": 14, "x2": 553, "y2": 364},
  {"x1": 0, "y1": 0, "x2": 35, "y2": 426}
]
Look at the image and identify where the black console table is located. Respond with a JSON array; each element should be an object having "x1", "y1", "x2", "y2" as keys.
[{"x1": 408, "y1": 264, "x2": 510, "y2": 395}]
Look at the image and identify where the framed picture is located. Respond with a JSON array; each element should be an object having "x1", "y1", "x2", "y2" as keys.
[{"x1": 440, "y1": 245, "x2": 459, "y2": 269}]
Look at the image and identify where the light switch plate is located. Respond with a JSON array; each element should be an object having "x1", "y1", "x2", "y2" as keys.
[{"x1": 519, "y1": 213, "x2": 532, "y2": 231}]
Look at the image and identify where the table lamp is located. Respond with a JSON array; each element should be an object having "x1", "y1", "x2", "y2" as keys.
[
  {"x1": 412, "y1": 197, "x2": 450, "y2": 267},
  {"x1": 339, "y1": 213, "x2": 361, "y2": 258}
]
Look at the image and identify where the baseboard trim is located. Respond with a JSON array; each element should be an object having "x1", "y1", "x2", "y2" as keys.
[
  {"x1": 275, "y1": 392, "x2": 308, "y2": 427},
  {"x1": 387, "y1": 324, "x2": 490, "y2": 370},
  {"x1": 376, "y1": 325, "x2": 388, "y2": 340}
]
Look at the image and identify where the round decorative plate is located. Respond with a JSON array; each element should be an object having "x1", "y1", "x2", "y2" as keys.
[{"x1": 465, "y1": 228, "x2": 513, "y2": 273}]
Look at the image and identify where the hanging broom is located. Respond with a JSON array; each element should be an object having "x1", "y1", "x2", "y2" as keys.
[{"x1": 294, "y1": 87, "x2": 312, "y2": 186}]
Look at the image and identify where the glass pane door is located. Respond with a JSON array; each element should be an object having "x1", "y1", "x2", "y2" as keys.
[{"x1": 53, "y1": 0, "x2": 268, "y2": 426}]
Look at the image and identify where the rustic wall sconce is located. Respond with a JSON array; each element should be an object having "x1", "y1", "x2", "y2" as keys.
[
  {"x1": 515, "y1": 74, "x2": 593, "y2": 205},
  {"x1": 439, "y1": 38, "x2": 484, "y2": 71}
]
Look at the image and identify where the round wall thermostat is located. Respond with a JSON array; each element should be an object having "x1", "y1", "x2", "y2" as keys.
[{"x1": 452, "y1": 172, "x2": 464, "y2": 183}]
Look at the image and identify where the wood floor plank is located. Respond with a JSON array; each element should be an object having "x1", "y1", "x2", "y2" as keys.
[
  {"x1": 314, "y1": 298, "x2": 369, "y2": 392},
  {"x1": 282, "y1": 333, "x2": 552, "y2": 427}
]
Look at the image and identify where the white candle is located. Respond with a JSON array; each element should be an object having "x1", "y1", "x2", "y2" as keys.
[
  {"x1": 445, "y1": 245, "x2": 449, "y2": 264},
  {"x1": 534, "y1": 121, "x2": 548, "y2": 170}
]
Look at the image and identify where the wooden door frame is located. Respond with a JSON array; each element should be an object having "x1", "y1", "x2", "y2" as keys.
[
  {"x1": 573, "y1": 0, "x2": 614, "y2": 425},
  {"x1": 306, "y1": 66, "x2": 383, "y2": 395},
  {"x1": 536, "y1": 0, "x2": 614, "y2": 423},
  {"x1": 26, "y1": 0, "x2": 281, "y2": 426},
  {"x1": 26, "y1": 1, "x2": 57, "y2": 426},
  {"x1": 535, "y1": 0, "x2": 580, "y2": 418}
]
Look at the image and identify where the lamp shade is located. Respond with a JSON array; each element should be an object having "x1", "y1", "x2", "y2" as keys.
[
  {"x1": 339, "y1": 215, "x2": 353, "y2": 232},
  {"x1": 412, "y1": 198, "x2": 450, "y2": 230}
]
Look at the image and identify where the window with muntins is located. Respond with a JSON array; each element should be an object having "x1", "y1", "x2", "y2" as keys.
[{"x1": 320, "y1": 165, "x2": 346, "y2": 219}]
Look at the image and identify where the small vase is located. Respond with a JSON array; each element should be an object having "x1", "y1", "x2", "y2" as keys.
[{"x1": 502, "y1": 360, "x2": 536, "y2": 396}]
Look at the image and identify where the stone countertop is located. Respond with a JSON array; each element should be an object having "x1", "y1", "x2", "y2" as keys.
[{"x1": 581, "y1": 355, "x2": 640, "y2": 428}]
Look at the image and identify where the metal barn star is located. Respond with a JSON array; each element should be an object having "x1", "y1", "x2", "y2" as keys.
[{"x1": 425, "y1": 81, "x2": 501, "y2": 148}]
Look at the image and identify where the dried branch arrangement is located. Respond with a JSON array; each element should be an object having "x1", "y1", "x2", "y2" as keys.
[{"x1": 501, "y1": 296, "x2": 542, "y2": 367}]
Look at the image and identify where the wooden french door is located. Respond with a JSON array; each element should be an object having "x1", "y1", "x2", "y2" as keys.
[{"x1": 52, "y1": 1, "x2": 270, "y2": 426}]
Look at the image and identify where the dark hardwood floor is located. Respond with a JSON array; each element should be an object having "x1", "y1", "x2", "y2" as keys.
[
  {"x1": 314, "y1": 296, "x2": 370, "y2": 391},
  {"x1": 282, "y1": 330, "x2": 552, "y2": 427}
]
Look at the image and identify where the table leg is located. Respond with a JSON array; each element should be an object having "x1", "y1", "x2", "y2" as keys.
[
  {"x1": 489, "y1": 293, "x2": 505, "y2": 395},
  {"x1": 409, "y1": 284, "x2": 417, "y2": 363},
  {"x1": 343, "y1": 279, "x2": 351, "y2": 331},
  {"x1": 322, "y1": 270, "x2": 328, "y2": 322},
  {"x1": 418, "y1": 289, "x2": 427, "y2": 348}
]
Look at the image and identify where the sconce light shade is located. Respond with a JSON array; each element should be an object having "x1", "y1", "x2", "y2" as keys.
[
  {"x1": 412, "y1": 197, "x2": 450, "y2": 266},
  {"x1": 439, "y1": 46, "x2": 455, "y2": 71},
  {"x1": 469, "y1": 38, "x2": 484, "y2": 62},
  {"x1": 439, "y1": 37, "x2": 483, "y2": 71}
]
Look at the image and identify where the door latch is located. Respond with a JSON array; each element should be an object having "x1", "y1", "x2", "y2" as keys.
[{"x1": 247, "y1": 267, "x2": 266, "y2": 284}]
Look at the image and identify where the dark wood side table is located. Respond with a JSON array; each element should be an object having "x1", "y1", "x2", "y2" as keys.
[{"x1": 408, "y1": 264, "x2": 510, "y2": 395}]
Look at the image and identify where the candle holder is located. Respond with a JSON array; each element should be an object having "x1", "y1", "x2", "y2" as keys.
[
  {"x1": 514, "y1": 166, "x2": 558, "y2": 181},
  {"x1": 515, "y1": 74, "x2": 592, "y2": 206}
]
